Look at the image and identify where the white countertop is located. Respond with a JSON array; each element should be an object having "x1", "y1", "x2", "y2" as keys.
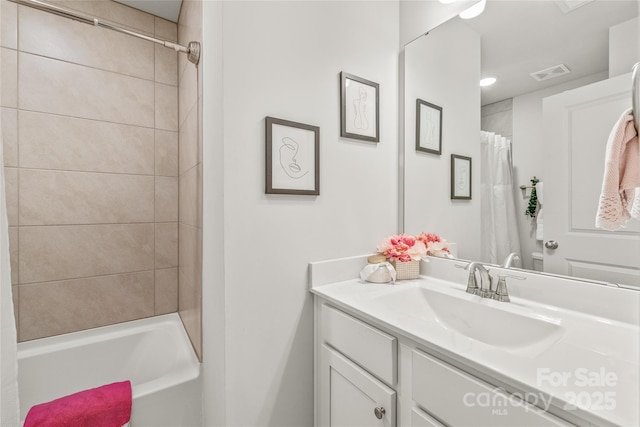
[{"x1": 311, "y1": 272, "x2": 640, "y2": 427}]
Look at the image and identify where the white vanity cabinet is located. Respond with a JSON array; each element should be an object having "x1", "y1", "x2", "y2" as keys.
[
  {"x1": 318, "y1": 304, "x2": 397, "y2": 426},
  {"x1": 315, "y1": 300, "x2": 571, "y2": 427},
  {"x1": 320, "y1": 345, "x2": 396, "y2": 427}
]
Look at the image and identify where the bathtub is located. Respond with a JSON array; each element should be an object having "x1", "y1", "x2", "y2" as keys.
[{"x1": 17, "y1": 313, "x2": 201, "y2": 426}]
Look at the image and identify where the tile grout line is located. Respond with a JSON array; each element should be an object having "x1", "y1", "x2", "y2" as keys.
[
  {"x1": 17, "y1": 268, "x2": 174, "y2": 288},
  {"x1": 16, "y1": 166, "x2": 161, "y2": 178},
  {"x1": 17, "y1": 107, "x2": 176, "y2": 132},
  {"x1": 17, "y1": 47, "x2": 178, "y2": 87},
  {"x1": 17, "y1": 221, "x2": 176, "y2": 228}
]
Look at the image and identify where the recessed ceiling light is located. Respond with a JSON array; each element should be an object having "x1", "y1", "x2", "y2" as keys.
[
  {"x1": 459, "y1": 0, "x2": 486, "y2": 19},
  {"x1": 439, "y1": 0, "x2": 458, "y2": 4},
  {"x1": 480, "y1": 77, "x2": 497, "y2": 87}
]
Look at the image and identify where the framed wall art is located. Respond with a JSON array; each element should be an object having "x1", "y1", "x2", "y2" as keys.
[
  {"x1": 416, "y1": 99, "x2": 442, "y2": 154},
  {"x1": 340, "y1": 72, "x2": 379, "y2": 142},
  {"x1": 451, "y1": 154, "x2": 472, "y2": 200},
  {"x1": 265, "y1": 116, "x2": 320, "y2": 196}
]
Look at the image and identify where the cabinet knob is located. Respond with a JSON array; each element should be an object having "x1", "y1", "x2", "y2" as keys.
[{"x1": 374, "y1": 407, "x2": 386, "y2": 420}]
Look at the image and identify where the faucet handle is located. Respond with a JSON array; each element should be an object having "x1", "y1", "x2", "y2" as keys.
[
  {"x1": 492, "y1": 276, "x2": 510, "y2": 302},
  {"x1": 492, "y1": 274, "x2": 525, "y2": 302},
  {"x1": 454, "y1": 263, "x2": 479, "y2": 294},
  {"x1": 465, "y1": 272, "x2": 480, "y2": 295}
]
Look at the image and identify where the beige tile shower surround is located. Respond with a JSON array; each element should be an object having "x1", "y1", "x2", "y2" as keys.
[
  {"x1": 0, "y1": 0, "x2": 183, "y2": 341},
  {"x1": 177, "y1": 0, "x2": 203, "y2": 361}
]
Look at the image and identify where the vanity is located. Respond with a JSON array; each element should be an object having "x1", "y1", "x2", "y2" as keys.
[{"x1": 310, "y1": 256, "x2": 639, "y2": 427}]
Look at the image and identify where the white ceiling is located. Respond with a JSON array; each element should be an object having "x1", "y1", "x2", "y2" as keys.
[
  {"x1": 460, "y1": 0, "x2": 638, "y2": 105},
  {"x1": 114, "y1": 0, "x2": 182, "y2": 22},
  {"x1": 116, "y1": 0, "x2": 637, "y2": 106}
]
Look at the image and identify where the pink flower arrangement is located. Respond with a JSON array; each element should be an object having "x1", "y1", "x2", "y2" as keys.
[
  {"x1": 377, "y1": 234, "x2": 427, "y2": 263},
  {"x1": 377, "y1": 232, "x2": 451, "y2": 262},
  {"x1": 417, "y1": 232, "x2": 451, "y2": 257}
]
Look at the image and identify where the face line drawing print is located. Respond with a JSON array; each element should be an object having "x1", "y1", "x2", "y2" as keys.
[
  {"x1": 352, "y1": 84, "x2": 370, "y2": 131},
  {"x1": 279, "y1": 137, "x2": 309, "y2": 180}
]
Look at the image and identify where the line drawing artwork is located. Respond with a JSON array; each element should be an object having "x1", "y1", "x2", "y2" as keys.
[
  {"x1": 421, "y1": 107, "x2": 438, "y2": 149},
  {"x1": 266, "y1": 117, "x2": 319, "y2": 195},
  {"x1": 455, "y1": 161, "x2": 469, "y2": 193},
  {"x1": 416, "y1": 99, "x2": 442, "y2": 154},
  {"x1": 279, "y1": 137, "x2": 309, "y2": 179},
  {"x1": 340, "y1": 72, "x2": 379, "y2": 142},
  {"x1": 451, "y1": 155, "x2": 471, "y2": 199},
  {"x1": 352, "y1": 85, "x2": 369, "y2": 130}
]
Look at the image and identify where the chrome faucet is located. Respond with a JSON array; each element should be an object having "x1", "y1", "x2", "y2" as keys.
[
  {"x1": 502, "y1": 252, "x2": 521, "y2": 268},
  {"x1": 465, "y1": 262, "x2": 493, "y2": 297},
  {"x1": 460, "y1": 262, "x2": 525, "y2": 302}
]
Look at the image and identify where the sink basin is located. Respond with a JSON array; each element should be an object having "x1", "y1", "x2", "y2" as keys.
[{"x1": 378, "y1": 286, "x2": 563, "y2": 349}]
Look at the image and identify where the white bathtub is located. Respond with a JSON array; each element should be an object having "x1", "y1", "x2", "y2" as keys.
[{"x1": 17, "y1": 313, "x2": 202, "y2": 426}]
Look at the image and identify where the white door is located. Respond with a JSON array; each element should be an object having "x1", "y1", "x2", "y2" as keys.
[
  {"x1": 543, "y1": 73, "x2": 640, "y2": 287},
  {"x1": 318, "y1": 345, "x2": 396, "y2": 427}
]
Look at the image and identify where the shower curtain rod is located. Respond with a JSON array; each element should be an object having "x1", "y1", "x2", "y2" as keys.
[{"x1": 8, "y1": 0, "x2": 200, "y2": 65}]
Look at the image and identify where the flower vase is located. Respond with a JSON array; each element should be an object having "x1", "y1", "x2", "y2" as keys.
[{"x1": 391, "y1": 259, "x2": 420, "y2": 280}]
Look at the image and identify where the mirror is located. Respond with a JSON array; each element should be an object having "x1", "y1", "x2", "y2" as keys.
[{"x1": 402, "y1": 0, "x2": 640, "y2": 287}]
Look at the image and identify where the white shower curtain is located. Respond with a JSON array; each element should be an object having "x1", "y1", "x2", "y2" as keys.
[
  {"x1": 0, "y1": 111, "x2": 20, "y2": 425},
  {"x1": 480, "y1": 131, "x2": 522, "y2": 264}
]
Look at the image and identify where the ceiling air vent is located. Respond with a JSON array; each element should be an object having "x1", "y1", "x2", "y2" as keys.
[{"x1": 530, "y1": 64, "x2": 571, "y2": 82}]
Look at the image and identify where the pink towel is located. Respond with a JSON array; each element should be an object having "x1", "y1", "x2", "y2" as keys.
[
  {"x1": 596, "y1": 108, "x2": 640, "y2": 230},
  {"x1": 23, "y1": 381, "x2": 132, "y2": 427}
]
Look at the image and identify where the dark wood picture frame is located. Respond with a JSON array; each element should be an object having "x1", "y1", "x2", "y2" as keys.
[
  {"x1": 416, "y1": 99, "x2": 442, "y2": 154},
  {"x1": 265, "y1": 116, "x2": 320, "y2": 196},
  {"x1": 340, "y1": 72, "x2": 380, "y2": 142},
  {"x1": 451, "y1": 154, "x2": 472, "y2": 200}
]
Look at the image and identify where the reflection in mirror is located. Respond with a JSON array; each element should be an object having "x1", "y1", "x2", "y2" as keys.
[{"x1": 402, "y1": 0, "x2": 639, "y2": 287}]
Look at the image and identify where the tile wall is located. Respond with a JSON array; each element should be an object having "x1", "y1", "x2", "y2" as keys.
[
  {"x1": 177, "y1": 0, "x2": 203, "y2": 360},
  {"x1": 0, "y1": 0, "x2": 179, "y2": 341}
]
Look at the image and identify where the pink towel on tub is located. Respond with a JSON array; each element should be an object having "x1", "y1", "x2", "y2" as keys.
[{"x1": 23, "y1": 380, "x2": 131, "y2": 427}]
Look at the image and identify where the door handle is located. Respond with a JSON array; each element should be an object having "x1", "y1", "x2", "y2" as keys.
[
  {"x1": 374, "y1": 407, "x2": 386, "y2": 420},
  {"x1": 544, "y1": 240, "x2": 559, "y2": 250}
]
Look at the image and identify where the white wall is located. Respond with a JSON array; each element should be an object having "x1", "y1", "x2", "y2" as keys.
[
  {"x1": 512, "y1": 72, "x2": 606, "y2": 269},
  {"x1": 609, "y1": 17, "x2": 639, "y2": 78},
  {"x1": 403, "y1": 19, "x2": 481, "y2": 261},
  {"x1": 481, "y1": 99, "x2": 512, "y2": 140},
  {"x1": 201, "y1": 0, "x2": 224, "y2": 425},
  {"x1": 202, "y1": 2, "x2": 399, "y2": 425}
]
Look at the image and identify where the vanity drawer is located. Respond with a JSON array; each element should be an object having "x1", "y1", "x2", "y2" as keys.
[
  {"x1": 411, "y1": 349, "x2": 569, "y2": 426},
  {"x1": 411, "y1": 407, "x2": 445, "y2": 427},
  {"x1": 321, "y1": 304, "x2": 397, "y2": 386}
]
